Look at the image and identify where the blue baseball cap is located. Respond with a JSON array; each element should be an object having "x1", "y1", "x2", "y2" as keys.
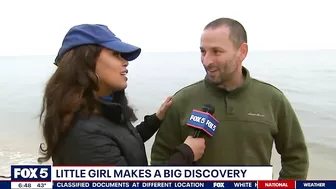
[{"x1": 54, "y1": 24, "x2": 141, "y2": 64}]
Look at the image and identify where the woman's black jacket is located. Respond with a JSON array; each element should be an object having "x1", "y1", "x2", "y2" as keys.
[{"x1": 52, "y1": 101, "x2": 194, "y2": 165}]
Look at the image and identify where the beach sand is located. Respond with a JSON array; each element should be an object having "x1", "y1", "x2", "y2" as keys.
[{"x1": 270, "y1": 147, "x2": 335, "y2": 180}]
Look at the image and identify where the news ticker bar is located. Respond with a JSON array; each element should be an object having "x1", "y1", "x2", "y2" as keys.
[{"x1": 1, "y1": 181, "x2": 335, "y2": 189}]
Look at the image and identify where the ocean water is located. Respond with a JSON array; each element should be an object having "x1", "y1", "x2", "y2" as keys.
[{"x1": 0, "y1": 50, "x2": 335, "y2": 178}]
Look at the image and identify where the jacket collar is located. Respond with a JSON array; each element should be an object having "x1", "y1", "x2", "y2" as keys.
[
  {"x1": 204, "y1": 66, "x2": 252, "y2": 96},
  {"x1": 98, "y1": 99, "x2": 125, "y2": 124}
]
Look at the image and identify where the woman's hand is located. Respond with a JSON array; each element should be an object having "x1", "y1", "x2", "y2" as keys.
[
  {"x1": 155, "y1": 96, "x2": 173, "y2": 120},
  {"x1": 183, "y1": 136, "x2": 206, "y2": 161}
]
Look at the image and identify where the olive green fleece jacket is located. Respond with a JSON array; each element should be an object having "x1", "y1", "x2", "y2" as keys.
[{"x1": 150, "y1": 67, "x2": 309, "y2": 180}]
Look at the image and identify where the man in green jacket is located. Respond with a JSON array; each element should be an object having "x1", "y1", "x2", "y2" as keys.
[{"x1": 150, "y1": 17, "x2": 309, "y2": 180}]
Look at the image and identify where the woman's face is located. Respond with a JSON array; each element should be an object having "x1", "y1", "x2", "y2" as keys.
[{"x1": 95, "y1": 48, "x2": 129, "y2": 95}]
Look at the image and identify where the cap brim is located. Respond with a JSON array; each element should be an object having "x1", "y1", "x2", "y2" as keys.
[{"x1": 101, "y1": 41, "x2": 141, "y2": 61}]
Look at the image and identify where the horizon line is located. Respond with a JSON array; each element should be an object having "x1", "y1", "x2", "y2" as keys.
[{"x1": 0, "y1": 48, "x2": 335, "y2": 57}]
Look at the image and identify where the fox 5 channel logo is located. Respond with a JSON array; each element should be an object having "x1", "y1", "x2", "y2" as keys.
[{"x1": 11, "y1": 165, "x2": 51, "y2": 181}]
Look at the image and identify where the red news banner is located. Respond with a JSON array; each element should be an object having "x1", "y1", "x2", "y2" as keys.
[{"x1": 259, "y1": 180, "x2": 296, "y2": 188}]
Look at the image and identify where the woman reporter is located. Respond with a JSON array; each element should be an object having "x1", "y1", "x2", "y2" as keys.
[{"x1": 38, "y1": 24, "x2": 205, "y2": 165}]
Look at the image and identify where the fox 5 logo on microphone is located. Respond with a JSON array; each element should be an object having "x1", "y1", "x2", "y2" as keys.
[{"x1": 11, "y1": 165, "x2": 51, "y2": 181}]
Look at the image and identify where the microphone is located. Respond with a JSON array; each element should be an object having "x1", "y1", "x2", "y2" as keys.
[{"x1": 186, "y1": 104, "x2": 219, "y2": 138}]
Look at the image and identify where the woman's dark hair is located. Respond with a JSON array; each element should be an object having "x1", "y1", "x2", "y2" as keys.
[{"x1": 37, "y1": 45, "x2": 137, "y2": 163}]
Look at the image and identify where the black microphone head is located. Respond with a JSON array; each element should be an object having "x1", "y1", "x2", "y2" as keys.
[{"x1": 201, "y1": 104, "x2": 215, "y2": 115}]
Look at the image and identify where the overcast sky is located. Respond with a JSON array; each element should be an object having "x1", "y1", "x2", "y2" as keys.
[{"x1": 0, "y1": 0, "x2": 335, "y2": 56}]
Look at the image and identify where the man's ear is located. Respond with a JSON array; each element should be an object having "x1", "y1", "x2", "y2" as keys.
[{"x1": 238, "y1": 43, "x2": 248, "y2": 62}]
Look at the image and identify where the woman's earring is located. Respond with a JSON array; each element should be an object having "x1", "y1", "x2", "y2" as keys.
[{"x1": 94, "y1": 73, "x2": 100, "y2": 84}]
